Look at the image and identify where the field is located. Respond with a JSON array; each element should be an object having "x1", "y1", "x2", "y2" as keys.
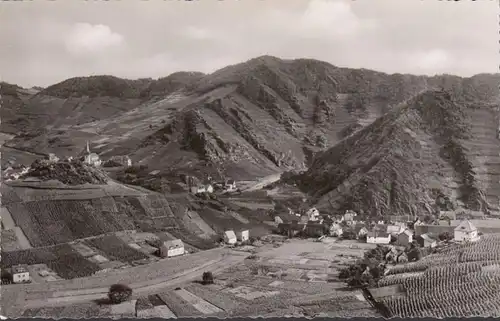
[
  {"x1": 1, "y1": 244, "x2": 101, "y2": 279},
  {"x1": 13, "y1": 238, "x2": 380, "y2": 318},
  {"x1": 377, "y1": 234, "x2": 500, "y2": 317}
]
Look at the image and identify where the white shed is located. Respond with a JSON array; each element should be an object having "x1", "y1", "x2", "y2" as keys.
[
  {"x1": 224, "y1": 230, "x2": 237, "y2": 245},
  {"x1": 11, "y1": 265, "x2": 30, "y2": 284},
  {"x1": 159, "y1": 239, "x2": 185, "y2": 258},
  {"x1": 237, "y1": 229, "x2": 250, "y2": 242}
]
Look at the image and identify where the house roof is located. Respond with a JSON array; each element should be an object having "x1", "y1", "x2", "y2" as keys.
[
  {"x1": 399, "y1": 229, "x2": 413, "y2": 237},
  {"x1": 353, "y1": 224, "x2": 367, "y2": 233},
  {"x1": 454, "y1": 220, "x2": 477, "y2": 232},
  {"x1": 224, "y1": 230, "x2": 237, "y2": 238},
  {"x1": 164, "y1": 239, "x2": 184, "y2": 248},
  {"x1": 387, "y1": 225, "x2": 402, "y2": 233},
  {"x1": 420, "y1": 233, "x2": 436, "y2": 242}
]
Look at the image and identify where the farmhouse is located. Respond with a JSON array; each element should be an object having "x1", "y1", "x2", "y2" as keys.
[
  {"x1": 366, "y1": 227, "x2": 391, "y2": 244},
  {"x1": 159, "y1": 239, "x2": 185, "y2": 258},
  {"x1": 396, "y1": 229, "x2": 413, "y2": 247},
  {"x1": 11, "y1": 265, "x2": 30, "y2": 284},
  {"x1": 387, "y1": 224, "x2": 405, "y2": 236},
  {"x1": 224, "y1": 230, "x2": 237, "y2": 245},
  {"x1": 237, "y1": 229, "x2": 250, "y2": 242},
  {"x1": 109, "y1": 155, "x2": 132, "y2": 167},
  {"x1": 454, "y1": 220, "x2": 480, "y2": 242},
  {"x1": 416, "y1": 233, "x2": 437, "y2": 248}
]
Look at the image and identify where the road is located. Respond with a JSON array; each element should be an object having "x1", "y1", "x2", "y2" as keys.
[
  {"x1": 2, "y1": 248, "x2": 248, "y2": 315},
  {"x1": 242, "y1": 173, "x2": 282, "y2": 192}
]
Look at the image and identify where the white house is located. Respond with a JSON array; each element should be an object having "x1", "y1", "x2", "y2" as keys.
[
  {"x1": 366, "y1": 230, "x2": 391, "y2": 244},
  {"x1": 110, "y1": 155, "x2": 132, "y2": 167},
  {"x1": 329, "y1": 222, "x2": 343, "y2": 237},
  {"x1": 237, "y1": 229, "x2": 250, "y2": 242},
  {"x1": 11, "y1": 265, "x2": 30, "y2": 284},
  {"x1": 224, "y1": 179, "x2": 237, "y2": 192},
  {"x1": 454, "y1": 220, "x2": 480, "y2": 242},
  {"x1": 224, "y1": 230, "x2": 237, "y2": 245},
  {"x1": 306, "y1": 208, "x2": 320, "y2": 221},
  {"x1": 159, "y1": 239, "x2": 185, "y2": 258}
]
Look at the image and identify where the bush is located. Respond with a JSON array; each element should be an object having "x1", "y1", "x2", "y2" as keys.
[
  {"x1": 108, "y1": 284, "x2": 132, "y2": 304},
  {"x1": 202, "y1": 271, "x2": 214, "y2": 285}
]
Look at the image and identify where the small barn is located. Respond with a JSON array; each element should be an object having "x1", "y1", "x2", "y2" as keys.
[
  {"x1": 224, "y1": 230, "x2": 237, "y2": 245},
  {"x1": 416, "y1": 234, "x2": 437, "y2": 248},
  {"x1": 159, "y1": 239, "x2": 185, "y2": 258},
  {"x1": 11, "y1": 265, "x2": 30, "y2": 284},
  {"x1": 237, "y1": 229, "x2": 250, "y2": 242}
]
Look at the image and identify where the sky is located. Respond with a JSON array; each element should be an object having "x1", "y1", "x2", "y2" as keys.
[{"x1": 0, "y1": 0, "x2": 498, "y2": 88}]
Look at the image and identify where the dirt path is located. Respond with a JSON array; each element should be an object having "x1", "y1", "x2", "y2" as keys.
[{"x1": 242, "y1": 173, "x2": 282, "y2": 192}]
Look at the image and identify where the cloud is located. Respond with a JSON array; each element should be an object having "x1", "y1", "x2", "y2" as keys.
[
  {"x1": 296, "y1": 0, "x2": 376, "y2": 38},
  {"x1": 64, "y1": 23, "x2": 124, "y2": 56},
  {"x1": 409, "y1": 49, "x2": 453, "y2": 74},
  {"x1": 182, "y1": 26, "x2": 213, "y2": 40}
]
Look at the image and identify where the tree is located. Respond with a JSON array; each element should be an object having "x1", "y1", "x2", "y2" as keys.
[
  {"x1": 202, "y1": 271, "x2": 214, "y2": 285},
  {"x1": 108, "y1": 284, "x2": 132, "y2": 304},
  {"x1": 438, "y1": 232, "x2": 453, "y2": 241}
]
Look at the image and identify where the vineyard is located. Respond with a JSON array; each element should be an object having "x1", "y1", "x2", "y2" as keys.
[
  {"x1": 85, "y1": 235, "x2": 149, "y2": 263},
  {"x1": 378, "y1": 234, "x2": 500, "y2": 317},
  {"x1": 6, "y1": 194, "x2": 183, "y2": 247},
  {"x1": 1, "y1": 244, "x2": 101, "y2": 279}
]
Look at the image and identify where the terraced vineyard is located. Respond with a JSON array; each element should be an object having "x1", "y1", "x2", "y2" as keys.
[
  {"x1": 5, "y1": 194, "x2": 181, "y2": 247},
  {"x1": 378, "y1": 234, "x2": 500, "y2": 317}
]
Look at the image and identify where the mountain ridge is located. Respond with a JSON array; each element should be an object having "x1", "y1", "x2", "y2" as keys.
[{"x1": 2, "y1": 55, "x2": 499, "y2": 214}]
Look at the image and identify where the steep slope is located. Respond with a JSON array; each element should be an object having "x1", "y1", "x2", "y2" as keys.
[
  {"x1": 2, "y1": 56, "x2": 499, "y2": 183},
  {"x1": 293, "y1": 90, "x2": 497, "y2": 216}
]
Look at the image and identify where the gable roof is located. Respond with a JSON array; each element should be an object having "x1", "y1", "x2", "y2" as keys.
[
  {"x1": 387, "y1": 225, "x2": 402, "y2": 233},
  {"x1": 419, "y1": 233, "x2": 436, "y2": 242},
  {"x1": 367, "y1": 230, "x2": 389, "y2": 238},
  {"x1": 454, "y1": 220, "x2": 477, "y2": 232}
]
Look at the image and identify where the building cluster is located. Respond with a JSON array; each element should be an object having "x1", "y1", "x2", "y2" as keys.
[
  {"x1": 223, "y1": 229, "x2": 250, "y2": 245},
  {"x1": 274, "y1": 208, "x2": 483, "y2": 247},
  {"x1": 189, "y1": 179, "x2": 237, "y2": 195}
]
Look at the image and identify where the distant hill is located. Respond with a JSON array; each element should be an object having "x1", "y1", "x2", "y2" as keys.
[
  {"x1": 2, "y1": 55, "x2": 499, "y2": 214},
  {"x1": 291, "y1": 90, "x2": 499, "y2": 217}
]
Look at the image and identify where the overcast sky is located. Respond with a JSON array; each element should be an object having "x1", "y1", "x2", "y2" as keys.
[{"x1": 1, "y1": 0, "x2": 498, "y2": 88}]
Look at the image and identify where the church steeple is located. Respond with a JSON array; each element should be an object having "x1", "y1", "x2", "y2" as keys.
[{"x1": 86, "y1": 141, "x2": 90, "y2": 154}]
